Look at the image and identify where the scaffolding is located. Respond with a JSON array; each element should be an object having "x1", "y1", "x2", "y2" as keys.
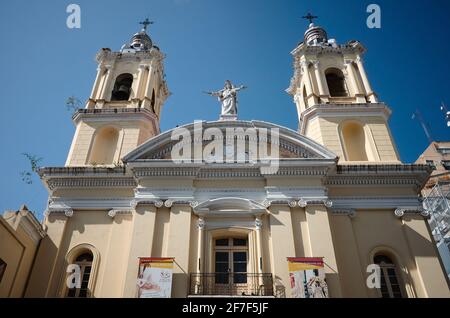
[{"x1": 423, "y1": 181, "x2": 450, "y2": 243}]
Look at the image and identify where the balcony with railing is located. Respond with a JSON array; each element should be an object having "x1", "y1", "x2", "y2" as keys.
[{"x1": 189, "y1": 273, "x2": 274, "y2": 297}]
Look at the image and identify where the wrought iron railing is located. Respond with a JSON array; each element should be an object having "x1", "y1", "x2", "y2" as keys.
[{"x1": 189, "y1": 273, "x2": 274, "y2": 296}]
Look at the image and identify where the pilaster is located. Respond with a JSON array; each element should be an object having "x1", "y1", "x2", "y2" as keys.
[
  {"x1": 268, "y1": 203, "x2": 296, "y2": 298},
  {"x1": 121, "y1": 202, "x2": 158, "y2": 297},
  {"x1": 305, "y1": 204, "x2": 343, "y2": 297},
  {"x1": 166, "y1": 202, "x2": 192, "y2": 297}
]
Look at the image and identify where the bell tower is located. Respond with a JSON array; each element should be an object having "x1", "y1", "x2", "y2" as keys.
[
  {"x1": 287, "y1": 16, "x2": 400, "y2": 163},
  {"x1": 66, "y1": 20, "x2": 170, "y2": 166}
]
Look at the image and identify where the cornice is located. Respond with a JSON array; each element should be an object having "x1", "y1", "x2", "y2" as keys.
[
  {"x1": 38, "y1": 166, "x2": 128, "y2": 177},
  {"x1": 326, "y1": 164, "x2": 431, "y2": 190},
  {"x1": 39, "y1": 166, "x2": 135, "y2": 192},
  {"x1": 290, "y1": 40, "x2": 367, "y2": 57},
  {"x1": 96, "y1": 48, "x2": 165, "y2": 64},
  {"x1": 130, "y1": 162, "x2": 332, "y2": 180},
  {"x1": 325, "y1": 176, "x2": 421, "y2": 188},
  {"x1": 331, "y1": 196, "x2": 422, "y2": 209},
  {"x1": 45, "y1": 177, "x2": 136, "y2": 191},
  {"x1": 72, "y1": 108, "x2": 159, "y2": 126}
]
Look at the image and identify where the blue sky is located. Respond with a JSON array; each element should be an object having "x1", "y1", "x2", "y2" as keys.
[{"x1": 0, "y1": 0, "x2": 449, "y2": 219}]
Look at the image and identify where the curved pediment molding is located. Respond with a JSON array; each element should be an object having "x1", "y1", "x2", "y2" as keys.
[
  {"x1": 123, "y1": 120, "x2": 337, "y2": 162},
  {"x1": 193, "y1": 197, "x2": 268, "y2": 217}
]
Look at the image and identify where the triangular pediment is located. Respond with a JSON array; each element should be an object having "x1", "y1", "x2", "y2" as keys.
[{"x1": 123, "y1": 120, "x2": 336, "y2": 162}]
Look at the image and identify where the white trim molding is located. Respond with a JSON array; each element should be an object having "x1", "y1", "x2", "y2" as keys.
[{"x1": 44, "y1": 208, "x2": 74, "y2": 218}]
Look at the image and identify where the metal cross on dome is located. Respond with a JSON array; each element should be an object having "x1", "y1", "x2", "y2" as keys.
[
  {"x1": 139, "y1": 18, "x2": 154, "y2": 32},
  {"x1": 302, "y1": 13, "x2": 318, "y2": 24}
]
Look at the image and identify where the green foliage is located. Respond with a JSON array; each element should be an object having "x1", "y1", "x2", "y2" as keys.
[
  {"x1": 20, "y1": 153, "x2": 43, "y2": 184},
  {"x1": 66, "y1": 96, "x2": 82, "y2": 112}
]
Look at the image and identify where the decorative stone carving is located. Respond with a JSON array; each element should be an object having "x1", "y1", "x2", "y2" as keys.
[
  {"x1": 324, "y1": 199, "x2": 333, "y2": 208},
  {"x1": 190, "y1": 201, "x2": 199, "y2": 208},
  {"x1": 300, "y1": 60, "x2": 310, "y2": 69},
  {"x1": 44, "y1": 209, "x2": 74, "y2": 218},
  {"x1": 197, "y1": 217, "x2": 205, "y2": 230},
  {"x1": 311, "y1": 60, "x2": 320, "y2": 69},
  {"x1": 108, "y1": 209, "x2": 118, "y2": 218},
  {"x1": 298, "y1": 199, "x2": 308, "y2": 208},
  {"x1": 255, "y1": 217, "x2": 263, "y2": 230},
  {"x1": 288, "y1": 200, "x2": 298, "y2": 208},
  {"x1": 394, "y1": 207, "x2": 428, "y2": 218},
  {"x1": 164, "y1": 199, "x2": 198, "y2": 208},
  {"x1": 394, "y1": 208, "x2": 405, "y2": 218}
]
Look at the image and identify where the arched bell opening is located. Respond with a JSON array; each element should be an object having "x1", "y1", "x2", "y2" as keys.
[{"x1": 111, "y1": 73, "x2": 133, "y2": 101}]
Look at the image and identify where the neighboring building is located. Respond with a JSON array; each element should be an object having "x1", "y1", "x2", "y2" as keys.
[
  {"x1": 416, "y1": 142, "x2": 450, "y2": 279},
  {"x1": 0, "y1": 205, "x2": 45, "y2": 297},
  {"x1": 12, "y1": 20, "x2": 450, "y2": 298}
]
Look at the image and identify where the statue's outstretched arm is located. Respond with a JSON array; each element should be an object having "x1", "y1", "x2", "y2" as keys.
[
  {"x1": 204, "y1": 90, "x2": 221, "y2": 97},
  {"x1": 233, "y1": 85, "x2": 247, "y2": 92}
]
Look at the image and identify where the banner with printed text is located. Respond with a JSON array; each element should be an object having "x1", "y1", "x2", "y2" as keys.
[
  {"x1": 137, "y1": 257, "x2": 174, "y2": 298},
  {"x1": 287, "y1": 257, "x2": 329, "y2": 298}
]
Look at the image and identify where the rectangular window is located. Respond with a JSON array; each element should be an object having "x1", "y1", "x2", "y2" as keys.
[
  {"x1": 0, "y1": 259, "x2": 6, "y2": 283},
  {"x1": 437, "y1": 147, "x2": 450, "y2": 155},
  {"x1": 215, "y1": 239, "x2": 229, "y2": 246},
  {"x1": 233, "y1": 238, "x2": 247, "y2": 246},
  {"x1": 441, "y1": 160, "x2": 450, "y2": 170},
  {"x1": 426, "y1": 160, "x2": 436, "y2": 169},
  {"x1": 215, "y1": 252, "x2": 229, "y2": 284}
]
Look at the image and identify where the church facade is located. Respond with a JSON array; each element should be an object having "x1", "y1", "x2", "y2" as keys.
[{"x1": 20, "y1": 20, "x2": 450, "y2": 298}]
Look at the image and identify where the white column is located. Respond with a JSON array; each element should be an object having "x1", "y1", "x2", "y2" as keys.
[
  {"x1": 312, "y1": 61, "x2": 328, "y2": 103},
  {"x1": 356, "y1": 56, "x2": 378, "y2": 103},
  {"x1": 142, "y1": 63, "x2": 155, "y2": 109},
  {"x1": 166, "y1": 203, "x2": 192, "y2": 297},
  {"x1": 344, "y1": 60, "x2": 365, "y2": 103},
  {"x1": 87, "y1": 65, "x2": 105, "y2": 108},
  {"x1": 121, "y1": 204, "x2": 157, "y2": 297},
  {"x1": 194, "y1": 217, "x2": 205, "y2": 294},
  {"x1": 269, "y1": 204, "x2": 296, "y2": 297},
  {"x1": 255, "y1": 217, "x2": 263, "y2": 272},
  {"x1": 301, "y1": 61, "x2": 317, "y2": 107},
  {"x1": 305, "y1": 204, "x2": 342, "y2": 297},
  {"x1": 197, "y1": 217, "x2": 205, "y2": 273},
  {"x1": 255, "y1": 216, "x2": 265, "y2": 289},
  {"x1": 99, "y1": 65, "x2": 114, "y2": 102},
  {"x1": 131, "y1": 64, "x2": 147, "y2": 107},
  {"x1": 330, "y1": 210, "x2": 368, "y2": 297}
]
